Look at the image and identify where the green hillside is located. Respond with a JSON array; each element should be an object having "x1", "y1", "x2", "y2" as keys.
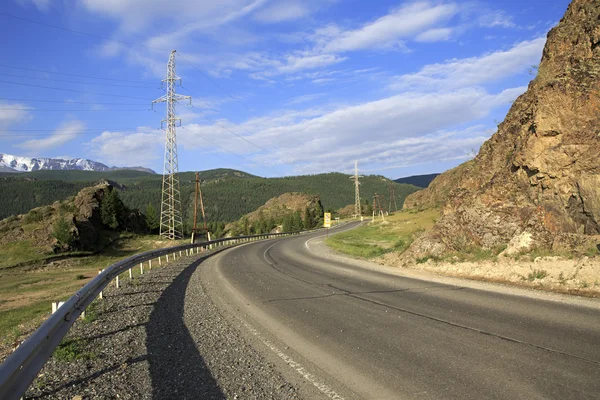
[{"x1": 0, "y1": 169, "x2": 420, "y2": 226}]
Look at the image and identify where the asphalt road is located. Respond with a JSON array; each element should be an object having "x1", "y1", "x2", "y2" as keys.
[{"x1": 200, "y1": 223, "x2": 600, "y2": 399}]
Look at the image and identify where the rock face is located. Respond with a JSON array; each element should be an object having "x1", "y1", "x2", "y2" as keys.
[{"x1": 404, "y1": 0, "x2": 600, "y2": 256}]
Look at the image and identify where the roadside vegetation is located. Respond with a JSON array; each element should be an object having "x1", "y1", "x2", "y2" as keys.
[
  {"x1": 325, "y1": 209, "x2": 439, "y2": 258},
  {"x1": 0, "y1": 233, "x2": 186, "y2": 349}
]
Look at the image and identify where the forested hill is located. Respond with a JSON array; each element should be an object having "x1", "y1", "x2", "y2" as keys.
[
  {"x1": 0, "y1": 169, "x2": 420, "y2": 225},
  {"x1": 394, "y1": 173, "x2": 440, "y2": 188}
]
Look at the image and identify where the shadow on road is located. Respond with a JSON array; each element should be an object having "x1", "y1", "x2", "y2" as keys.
[{"x1": 146, "y1": 258, "x2": 225, "y2": 400}]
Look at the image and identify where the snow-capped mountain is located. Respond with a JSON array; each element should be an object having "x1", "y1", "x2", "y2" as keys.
[{"x1": 0, "y1": 153, "x2": 155, "y2": 173}]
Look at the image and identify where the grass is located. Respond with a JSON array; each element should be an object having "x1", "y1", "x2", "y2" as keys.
[
  {"x1": 527, "y1": 269, "x2": 548, "y2": 281},
  {"x1": 53, "y1": 338, "x2": 96, "y2": 362},
  {"x1": 0, "y1": 241, "x2": 51, "y2": 270},
  {"x1": 325, "y1": 209, "x2": 439, "y2": 259},
  {"x1": 0, "y1": 234, "x2": 181, "y2": 340}
]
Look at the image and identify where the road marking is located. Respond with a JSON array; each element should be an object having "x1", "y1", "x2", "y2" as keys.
[
  {"x1": 241, "y1": 320, "x2": 345, "y2": 400},
  {"x1": 304, "y1": 237, "x2": 318, "y2": 253}
]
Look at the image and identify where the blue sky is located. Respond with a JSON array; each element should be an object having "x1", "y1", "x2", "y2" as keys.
[{"x1": 0, "y1": 0, "x2": 569, "y2": 178}]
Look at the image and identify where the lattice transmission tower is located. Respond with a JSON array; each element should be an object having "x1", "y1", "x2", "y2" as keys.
[
  {"x1": 152, "y1": 50, "x2": 191, "y2": 240},
  {"x1": 349, "y1": 160, "x2": 363, "y2": 218}
]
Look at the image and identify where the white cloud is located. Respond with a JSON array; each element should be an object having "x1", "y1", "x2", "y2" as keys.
[
  {"x1": 391, "y1": 37, "x2": 545, "y2": 91},
  {"x1": 18, "y1": 120, "x2": 85, "y2": 152},
  {"x1": 415, "y1": 28, "x2": 454, "y2": 43},
  {"x1": 478, "y1": 10, "x2": 516, "y2": 28},
  {"x1": 176, "y1": 86, "x2": 523, "y2": 173},
  {"x1": 15, "y1": 0, "x2": 51, "y2": 12},
  {"x1": 317, "y1": 2, "x2": 459, "y2": 52},
  {"x1": 81, "y1": 0, "x2": 268, "y2": 32},
  {"x1": 285, "y1": 93, "x2": 325, "y2": 105},
  {"x1": 254, "y1": 1, "x2": 310, "y2": 23},
  {"x1": 0, "y1": 102, "x2": 31, "y2": 129},
  {"x1": 88, "y1": 129, "x2": 163, "y2": 167}
]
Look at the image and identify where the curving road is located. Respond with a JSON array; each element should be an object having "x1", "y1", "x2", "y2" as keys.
[{"x1": 200, "y1": 223, "x2": 600, "y2": 399}]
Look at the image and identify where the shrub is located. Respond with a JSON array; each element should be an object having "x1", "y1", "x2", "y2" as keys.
[
  {"x1": 52, "y1": 216, "x2": 73, "y2": 249},
  {"x1": 527, "y1": 269, "x2": 548, "y2": 281},
  {"x1": 24, "y1": 209, "x2": 44, "y2": 224}
]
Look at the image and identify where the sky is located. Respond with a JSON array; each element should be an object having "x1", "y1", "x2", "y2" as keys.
[{"x1": 0, "y1": 0, "x2": 570, "y2": 178}]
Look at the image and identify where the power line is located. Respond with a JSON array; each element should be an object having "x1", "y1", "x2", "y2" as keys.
[
  {"x1": 0, "y1": 97, "x2": 146, "y2": 105},
  {"x1": 0, "y1": 63, "x2": 156, "y2": 85},
  {"x1": 0, "y1": 127, "x2": 139, "y2": 132},
  {"x1": 0, "y1": 80, "x2": 153, "y2": 100},
  {"x1": 182, "y1": 101, "x2": 270, "y2": 154},
  {"x1": 0, "y1": 72, "x2": 158, "y2": 89},
  {"x1": 0, "y1": 108, "x2": 150, "y2": 112},
  {"x1": 0, "y1": 12, "x2": 164, "y2": 52}
]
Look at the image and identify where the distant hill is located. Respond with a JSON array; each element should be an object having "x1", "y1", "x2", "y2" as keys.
[
  {"x1": 394, "y1": 173, "x2": 440, "y2": 188},
  {"x1": 0, "y1": 153, "x2": 156, "y2": 174},
  {"x1": 0, "y1": 169, "x2": 420, "y2": 226}
]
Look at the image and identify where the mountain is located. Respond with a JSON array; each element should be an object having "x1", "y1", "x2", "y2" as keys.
[
  {"x1": 0, "y1": 153, "x2": 156, "y2": 174},
  {"x1": 404, "y1": 0, "x2": 600, "y2": 257},
  {"x1": 394, "y1": 173, "x2": 440, "y2": 188},
  {"x1": 0, "y1": 169, "x2": 420, "y2": 226}
]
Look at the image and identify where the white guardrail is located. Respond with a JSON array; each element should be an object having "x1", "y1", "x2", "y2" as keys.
[{"x1": 0, "y1": 230, "x2": 313, "y2": 400}]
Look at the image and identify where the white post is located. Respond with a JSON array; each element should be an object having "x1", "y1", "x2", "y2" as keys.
[
  {"x1": 159, "y1": 256, "x2": 162, "y2": 266},
  {"x1": 149, "y1": 259, "x2": 152, "y2": 270},
  {"x1": 98, "y1": 270, "x2": 103, "y2": 299},
  {"x1": 129, "y1": 268, "x2": 133, "y2": 280},
  {"x1": 115, "y1": 275, "x2": 120, "y2": 289},
  {"x1": 166, "y1": 254, "x2": 169, "y2": 262},
  {"x1": 180, "y1": 250, "x2": 183, "y2": 257},
  {"x1": 140, "y1": 262, "x2": 144, "y2": 275}
]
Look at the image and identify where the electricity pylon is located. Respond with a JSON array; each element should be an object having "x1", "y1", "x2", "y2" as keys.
[
  {"x1": 152, "y1": 50, "x2": 191, "y2": 240},
  {"x1": 349, "y1": 160, "x2": 363, "y2": 218},
  {"x1": 373, "y1": 193, "x2": 385, "y2": 221}
]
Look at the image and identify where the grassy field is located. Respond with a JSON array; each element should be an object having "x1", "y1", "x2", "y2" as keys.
[
  {"x1": 325, "y1": 209, "x2": 439, "y2": 259},
  {"x1": 0, "y1": 234, "x2": 188, "y2": 344}
]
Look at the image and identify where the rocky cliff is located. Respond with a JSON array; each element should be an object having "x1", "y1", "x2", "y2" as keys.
[{"x1": 404, "y1": 0, "x2": 600, "y2": 256}]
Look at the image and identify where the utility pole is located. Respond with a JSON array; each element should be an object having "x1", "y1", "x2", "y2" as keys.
[
  {"x1": 152, "y1": 50, "x2": 191, "y2": 240},
  {"x1": 373, "y1": 193, "x2": 385, "y2": 221},
  {"x1": 190, "y1": 172, "x2": 210, "y2": 243},
  {"x1": 388, "y1": 181, "x2": 398, "y2": 213},
  {"x1": 191, "y1": 172, "x2": 199, "y2": 243},
  {"x1": 349, "y1": 160, "x2": 363, "y2": 219}
]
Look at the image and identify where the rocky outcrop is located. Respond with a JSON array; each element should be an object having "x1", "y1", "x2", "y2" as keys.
[{"x1": 404, "y1": 0, "x2": 600, "y2": 256}]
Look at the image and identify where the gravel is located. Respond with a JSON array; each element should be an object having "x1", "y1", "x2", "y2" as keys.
[{"x1": 24, "y1": 248, "x2": 302, "y2": 399}]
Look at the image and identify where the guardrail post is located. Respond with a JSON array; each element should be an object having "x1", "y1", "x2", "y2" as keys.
[
  {"x1": 159, "y1": 256, "x2": 162, "y2": 266},
  {"x1": 166, "y1": 254, "x2": 169, "y2": 262},
  {"x1": 129, "y1": 268, "x2": 132, "y2": 280},
  {"x1": 179, "y1": 250, "x2": 182, "y2": 257},
  {"x1": 149, "y1": 259, "x2": 152, "y2": 270},
  {"x1": 98, "y1": 270, "x2": 103, "y2": 299},
  {"x1": 140, "y1": 262, "x2": 144, "y2": 275},
  {"x1": 115, "y1": 275, "x2": 119, "y2": 289}
]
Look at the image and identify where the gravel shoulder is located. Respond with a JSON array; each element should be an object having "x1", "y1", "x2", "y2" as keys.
[
  {"x1": 308, "y1": 232, "x2": 600, "y2": 310},
  {"x1": 24, "y1": 246, "x2": 302, "y2": 399}
]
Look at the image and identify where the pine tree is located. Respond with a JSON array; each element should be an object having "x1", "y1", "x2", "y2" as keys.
[
  {"x1": 303, "y1": 207, "x2": 311, "y2": 229},
  {"x1": 145, "y1": 203, "x2": 159, "y2": 233},
  {"x1": 313, "y1": 200, "x2": 324, "y2": 227},
  {"x1": 101, "y1": 189, "x2": 121, "y2": 230},
  {"x1": 52, "y1": 216, "x2": 73, "y2": 249},
  {"x1": 293, "y1": 210, "x2": 303, "y2": 231}
]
